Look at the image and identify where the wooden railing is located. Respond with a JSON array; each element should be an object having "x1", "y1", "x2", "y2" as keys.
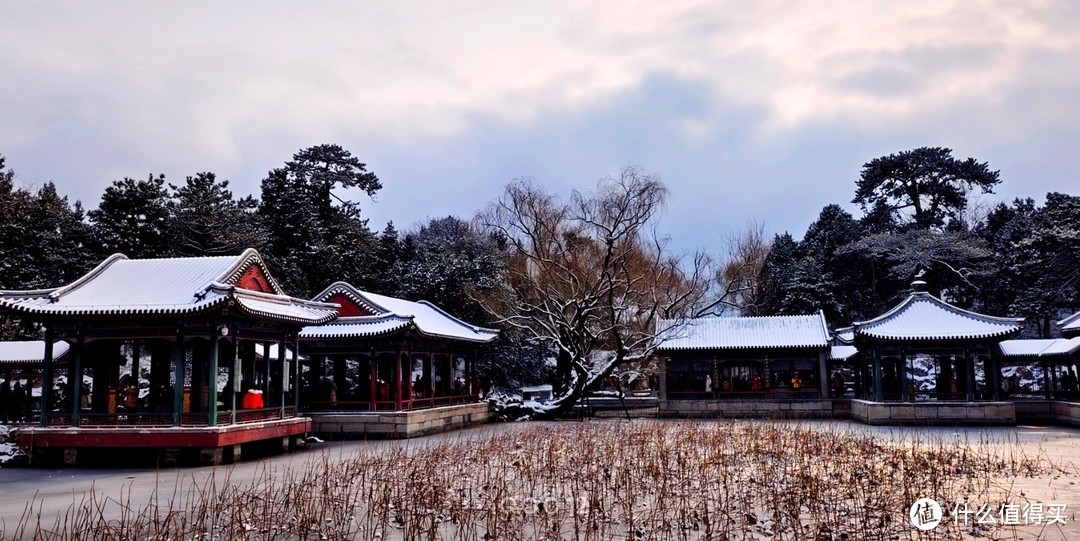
[
  {"x1": 666, "y1": 389, "x2": 823, "y2": 400},
  {"x1": 303, "y1": 395, "x2": 478, "y2": 412},
  {"x1": 76, "y1": 413, "x2": 176, "y2": 427},
  {"x1": 35, "y1": 406, "x2": 300, "y2": 428},
  {"x1": 218, "y1": 406, "x2": 298, "y2": 425}
]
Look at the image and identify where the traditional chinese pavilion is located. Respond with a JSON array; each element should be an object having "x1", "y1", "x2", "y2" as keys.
[
  {"x1": 0, "y1": 249, "x2": 339, "y2": 465},
  {"x1": 852, "y1": 280, "x2": 1024, "y2": 402},
  {"x1": 1059, "y1": 310, "x2": 1080, "y2": 338},
  {"x1": 0, "y1": 341, "x2": 69, "y2": 425},
  {"x1": 656, "y1": 313, "x2": 836, "y2": 417},
  {"x1": 848, "y1": 279, "x2": 1027, "y2": 424},
  {"x1": 997, "y1": 337, "x2": 1080, "y2": 399},
  {"x1": 298, "y1": 282, "x2": 497, "y2": 438}
]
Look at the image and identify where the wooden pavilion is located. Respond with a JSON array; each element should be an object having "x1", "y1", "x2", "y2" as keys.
[
  {"x1": 656, "y1": 312, "x2": 836, "y2": 418},
  {"x1": 996, "y1": 338, "x2": 1080, "y2": 399},
  {"x1": 852, "y1": 280, "x2": 1024, "y2": 403},
  {"x1": 298, "y1": 282, "x2": 497, "y2": 438},
  {"x1": 849, "y1": 279, "x2": 1025, "y2": 424},
  {"x1": 1060, "y1": 310, "x2": 1080, "y2": 338},
  {"x1": 0, "y1": 249, "x2": 339, "y2": 465},
  {"x1": 0, "y1": 341, "x2": 70, "y2": 425}
]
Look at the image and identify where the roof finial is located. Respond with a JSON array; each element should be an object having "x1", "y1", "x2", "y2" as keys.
[{"x1": 911, "y1": 268, "x2": 928, "y2": 292}]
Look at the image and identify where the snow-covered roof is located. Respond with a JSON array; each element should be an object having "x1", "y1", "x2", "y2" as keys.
[
  {"x1": 853, "y1": 289, "x2": 1023, "y2": 343},
  {"x1": 829, "y1": 345, "x2": 859, "y2": 360},
  {"x1": 656, "y1": 312, "x2": 831, "y2": 351},
  {"x1": 300, "y1": 282, "x2": 498, "y2": 343},
  {"x1": 833, "y1": 327, "x2": 855, "y2": 345},
  {"x1": 0, "y1": 341, "x2": 70, "y2": 366},
  {"x1": 998, "y1": 338, "x2": 1080, "y2": 358},
  {"x1": 520, "y1": 385, "x2": 553, "y2": 393},
  {"x1": 0, "y1": 249, "x2": 339, "y2": 326},
  {"x1": 1059, "y1": 311, "x2": 1080, "y2": 337}
]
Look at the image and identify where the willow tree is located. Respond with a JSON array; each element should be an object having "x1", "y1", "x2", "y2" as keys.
[{"x1": 478, "y1": 167, "x2": 712, "y2": 418}]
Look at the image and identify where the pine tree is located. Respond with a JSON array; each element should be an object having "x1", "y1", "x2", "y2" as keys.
[
  {"x1": 0, "y1": 158, "x2": 92, "y2": 337},
  {"x1": 258, "y1": 145, "x2": 380, "y2": 297},
  {"x1": 26, "y1": 183, "x2": 93, "y2": 288},
  {"x1": 753, "y1": 233, "x2": 800, "y2": 316},
  {"x1": 854, "y1": 147, "x2": 1001, "y2": 230},
  {"x1": 168, "y1": 172, "x2": 266, "y2": 256},
  {"x1": 754, "y1": 233, "x2": 837, "y2": 317},
  {"x1": 0, "y1": 155, "x2": 35, "y2": 289},
  {"x1": 88, "y1": 174, "x2": 172, "y2": 259},
  {"x1": 362, "y1": 222, "x2": 403, "y2": 294},
  {"x1": 976, "y1": 199, "x2": 1038, "y2": 316},
  {"x1": 1009, "y1": 193, "x2": 1080, "y2": 336},
  {"x1": 394, "y1": 216, "x2": 505, "y2": 323}
]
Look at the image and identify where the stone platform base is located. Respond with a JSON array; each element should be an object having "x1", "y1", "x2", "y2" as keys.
[
  {"x1": 16, "y1": 418, "x2": 311, "y2": 467},
  {"x1": 1014, "y1": 400, "x2": 1080, "y2": 427},
  {"x1": 850, "y1": 399, "x2": 1016, "y2": 425},
  {"x1": 308, "y1": 402, "x2": 490, "y2": 439},
  {"x1": 659, "y1": 399, "x2": 836, "y2": 419}
]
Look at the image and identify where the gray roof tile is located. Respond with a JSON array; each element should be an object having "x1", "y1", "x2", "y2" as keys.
[
  {"x1": 656, "y1": 313, "x2": 830, "y2": 351},
  {"x1": 0, "y1": 249, "x2": 338, "y2": 325},
  {"x1": 301, "y1": 282, "x2": 498, "y2": 343},
  {"x1": 853, "y1": 292, "x2": 1023, "y2": 342}
]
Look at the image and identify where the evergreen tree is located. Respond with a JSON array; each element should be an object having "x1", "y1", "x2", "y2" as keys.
[
  {"x1": 0, "y1": 157, "x2": 92, "y2": 337},
  {"x1": 801, "y1": 205, "x2": 868, "y2": 322},
  {"x1": 25, "y1": 183, "x2": 93, "y2": 287},
  {"x1": 1010, "y1": 193, "x2": 1080, "y2": 336},
  {"x1": 0, "y1": 155, "x2": 35, "y2": 289},
  {"x1": 778, "y1": 256, "x2": 838, "y2": 316},
  {"x1": 259, "y1": 144, "x2": 380, "y2": 297},
  {"x1": 753, "y1": 233, "x2": 799, "y2": 316},
  {"x1": 754, "y1": 233, "x2": 837, "y2": 317},
  {"x1": 854, "y1": 147, "x2": 1001, "y2": 230},
  {"x1": 975, "y1": 199, "x2": 1039, "y2": 318},
  {"x1": 88, "y1": 174, "x2": 172, "y2": 259},
  {"x1": 168, "y1": 172, "x2": 266, "y2": 256},
  {"x1": 394, "y1": 216, "x2": 505, "y2": 323},
  {"x1": 840, "y1": 229, "x2": 990, "y2": 307},
  {"x1": 362, "y1": 221, "x2": 403, "y2": 294}
]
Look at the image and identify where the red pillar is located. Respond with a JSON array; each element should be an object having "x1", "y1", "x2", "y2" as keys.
[
  {"x1": 369, "y1": 351, "x2": 377, "y2": 410},
  {"x1": 394, "y1": 347, "x2": 403, "y2": 411}
]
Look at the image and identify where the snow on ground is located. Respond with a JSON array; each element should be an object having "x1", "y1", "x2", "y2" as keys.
[
  {"x1": 907, "y1": 355, "x2": 1045, "y2": 395},
  {"x1": 0, "y1": 425, "x2": 24, "y2": 466}
]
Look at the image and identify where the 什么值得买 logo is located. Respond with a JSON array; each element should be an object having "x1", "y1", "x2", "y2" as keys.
[{"x1": 910, "y1": 498, "x2": 943, "y2": 531}]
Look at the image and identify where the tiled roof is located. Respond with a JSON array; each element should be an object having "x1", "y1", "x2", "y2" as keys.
[
  {"x1": 655, "y1": 312, "x2": 830, "y2": 351},
  {"x1": 233, "y1": 294, "x2": 339, "y2": 324},
  {"x1": 0, "y1": 249, "x2": 339, "y2": 325},
  {"x1": 998, "y1": 337, "x2": 1080, "y2": 357},
  {"x1": 829, "y1": 345, "x2": 859, "y2": 360},
  {"x1": 833, "y1": 327, "x2": 855, "y2": 345},
  {"x1": 300, "y1": 314, "x2": 415, "y2": 340},
  {"x1": 1059, "y1": 311, "x2": 1080, "y2": 337},
  {"x1": 300, "y1": 282, "x2": 498, "y2": 343},
  {"x1": 853, "y1": 292, "x2": 1023, "y2": 342},
  {"x1": 0, "y1": 341, "x2": 70, "y2": 366},
  {"x1": 1043, "y1": 337, "x2": 1080, "y2": 356}
]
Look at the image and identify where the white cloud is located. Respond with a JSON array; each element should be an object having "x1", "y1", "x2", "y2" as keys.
[
  {"x1": 0, "y1": 0, "x2": 1077, "y2": 249},
  {"x1": 3, "y1": 2, "x2": 1078, "y2": 141}
]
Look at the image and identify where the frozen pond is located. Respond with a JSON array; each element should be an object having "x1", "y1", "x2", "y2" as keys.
[{"x1": 1, "y1": 419, "x2": 1078, "y2": 539}]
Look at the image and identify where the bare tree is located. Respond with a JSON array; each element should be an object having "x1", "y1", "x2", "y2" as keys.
[
  {"x1": 700, "y1": 219, "x2": 770, "y2": 316},
  {"x1": 476, "y1": 167, "x2": 712, "y2": 418}
]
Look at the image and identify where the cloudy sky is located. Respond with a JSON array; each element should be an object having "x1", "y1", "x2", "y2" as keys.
[{"x1": 2, "y1": 1, "x2": 1078, "y2": 254}]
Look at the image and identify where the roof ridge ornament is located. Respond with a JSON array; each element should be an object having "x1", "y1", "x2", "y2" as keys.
[{"x1": 911, "y1": 268, "x2": 928, "y2": 293}]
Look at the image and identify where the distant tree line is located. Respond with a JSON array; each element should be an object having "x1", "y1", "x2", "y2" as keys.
[
  {"x1": 0, "y1": 145, "x2": 552, "y2": 389},
  {"x1": 1, "y1": 145, "x2": 1077, "y2": 402},
  {"x1": 734, "y1": 147, "x2": 1080, "y2": 338}
]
